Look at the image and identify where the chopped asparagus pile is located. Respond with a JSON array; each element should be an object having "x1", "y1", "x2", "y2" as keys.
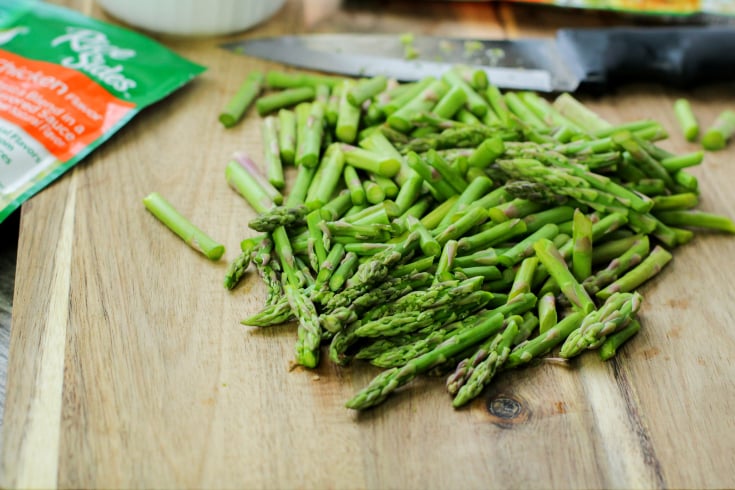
[{"x1": 220, "y1": 67, "x2": 735, "y2": 411}]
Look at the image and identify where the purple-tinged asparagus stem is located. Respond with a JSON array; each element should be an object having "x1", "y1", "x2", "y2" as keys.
[
  {"x1": 225, "y1": 159, "x2": 273, "y2": 213},
  {"x1": 231, "y1": 151, "x2": 284, "y2": 206}
]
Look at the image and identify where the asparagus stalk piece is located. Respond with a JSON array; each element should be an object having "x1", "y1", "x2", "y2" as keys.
[
  {"x1": 432, "y1": 84, "x2": 468, "y2": 119},
  {"x1": 265, "y1": 70, "x2": 342, "y2": 89},
  {"x1": 457, "y1": 218, "x2": 527, "y2": 253},
  {"x1": 572, "y1": 209, "x2": 593, "y2": 282},
  {"x1": 347, "y1": 75, "x2": 388, "y2": 107},
  {"x1": 441, "y1": 69, "x2": 489, "y2": 117},
  {"x1": 538, "y1": 291, "x2": 557, "y2": 334},
  {"x1": 654, "y1": 210, "x2": 735, "y2": 233},
  {"x1": 434, "y1": 240, "x2": 459, "y2": 282},
  {"x1": 596, "y1": 246, "x2": 673, "y2": 300},
  {"x1": 261, "y1": 115, "x2": 284, "y2": 189},
  {"x1": 702, "y1": 109, "x2": 735, "y2": 151},
  {"x1": 534, "y1": 237, "x2": 596, "y2": 314},
  {"x1": 143, "y1": 192, "x2": 225, "y2": 261},
  {"x1": 256, "y1": 87, "x2": 316, "y2": 116},
  {"x1": 660, "y1": 151, "x2": 703, "y2": 173},
  {"x1": 225, "y1": 159, "x2": 275, "y2": 213},
  {"x1": 219, "y1": 71, "x2": 264, "y2": 127},
  {"x1": 508, "y1": 256, "x2": 538, "y2": 301},
  {"x1": 600, "y1": 319, "x2": 641, "y2": 360},
  {"x1": 342, "y1": 144, "x2": 402, "y2": 178},
  {"x1": 277, "y1": 109, "x2": 297, "y2": 165},
  {"x1": 336, "y1": 79, "x2": 361, "y2": 143},
  {"x1": 388, "y1": 78, "x2": 448, "y2": 132},
  {"x1": 552, "y1": 93, "x2": 610, "y2": 132},
  {"x1": 583, "y1": 235, "x2": 650, "y2": 296},
  {"x1": 673, "y1": 98, "x2": 699, "y2": 142},
  {"x1": 296, "y1": 99, "x2": 326, "y2": 167}
]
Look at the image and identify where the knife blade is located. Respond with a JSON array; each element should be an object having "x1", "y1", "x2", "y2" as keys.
[{"x1": 222, "y1": 27, "x2": 735, "y2": 92}]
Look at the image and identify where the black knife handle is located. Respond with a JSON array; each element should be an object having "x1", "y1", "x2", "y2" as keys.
[{"x1": 557, "y1": 26, "x2": 735, "y2": 91}]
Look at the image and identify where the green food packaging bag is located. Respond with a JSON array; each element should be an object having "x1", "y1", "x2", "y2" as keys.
[{"x1": 0, "y1": 0, "x2": 205, "y2": 223}]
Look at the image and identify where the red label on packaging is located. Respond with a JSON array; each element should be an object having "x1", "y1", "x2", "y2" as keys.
[{"x1": 0, "y1": 49, "x2": 135, "y2": 161}]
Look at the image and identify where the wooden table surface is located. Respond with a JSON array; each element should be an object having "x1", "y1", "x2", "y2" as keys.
[{"x1": 2, "y1": 1, "x2": 735, "y2": 489}]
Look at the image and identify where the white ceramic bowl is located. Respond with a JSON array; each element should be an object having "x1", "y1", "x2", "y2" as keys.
[{"x1": 97, "y1": 0, "x2": 286, "y2": 36}]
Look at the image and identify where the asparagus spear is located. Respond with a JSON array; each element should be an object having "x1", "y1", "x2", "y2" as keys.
[
  {"x1": 560, "y1": 291, "x2": 643, "y2": 358},
  {"x1": 451, "y1": 317, "x2": 518, "y2": 407},
  {"x1": 345, "y1": 312, "x2": 504, "y2": 410},
  {"x1": 241, "y1": 298, "x2": 293, "y2": 327},
  {"x1": 224, "y1": 249, "x2": 252, "y2": 290},
  {"x1": 248, "y1": 205, "x2": 308, "y2": 232}
]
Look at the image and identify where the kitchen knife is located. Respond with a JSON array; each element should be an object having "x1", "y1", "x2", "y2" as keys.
[{"x1": 222, "y1": 27, "x2": 735, "y2": 92}]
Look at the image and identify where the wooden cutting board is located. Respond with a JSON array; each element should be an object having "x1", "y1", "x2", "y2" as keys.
[{"x1": 2, "y1": 1, "x2": 735, "y2": 488}]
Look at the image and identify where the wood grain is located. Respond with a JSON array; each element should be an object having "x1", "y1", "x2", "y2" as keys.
[{"x1": 1, "y1": 1, "x2": 735, "y2": 489}]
